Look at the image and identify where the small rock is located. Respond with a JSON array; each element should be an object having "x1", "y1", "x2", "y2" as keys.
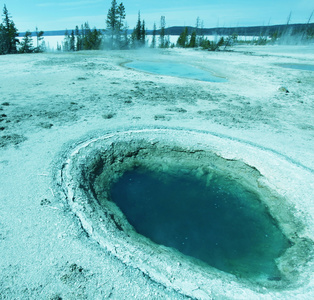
[
  {"x1": 268, "y1": 276, "x2": 281, "y2": 281},
  {"x1": 154, "y1": 114, "x2": 171, "y2": 121},
  {"x1": 39, "y1": 122, "x2": 53, "y2": 129},
  {"x1": 102, "y1": 113, "x2": 115, "y2": 119},
  {"x1": 49, "y1": 295, "x2": 62, "y2": 300},
  {"x1": 278, "y1": 86, "x2": 289, "y2": 93},
  {"x1": 40, "y1": 198, "x2": 51, "y2": 206}
]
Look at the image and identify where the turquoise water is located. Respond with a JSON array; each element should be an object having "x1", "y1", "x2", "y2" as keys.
[
  {"x1": 126, "y1": 61, "x2": 227, "y2": 82},
  {"x1": 110, "y1": 167, "x2": 290, "y2": 279},
  {"x1": 279, "y1": 64, "x2": 314, "y2": 71}
]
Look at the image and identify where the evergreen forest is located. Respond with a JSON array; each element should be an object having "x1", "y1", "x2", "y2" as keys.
[{"x1": 1, "y1": 1, "x2": 313, "y2": 55}]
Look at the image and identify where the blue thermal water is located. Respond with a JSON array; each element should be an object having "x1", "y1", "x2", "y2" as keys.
[
  {"x1": 279, "y1": 64, "x2": 314, "y2": 71},
  {"x1": 110, "y1": 168, "x2": 290, "y2": 279},
  {"x1": 126, "y1": 61, "x2": 227, "y2": 82}
]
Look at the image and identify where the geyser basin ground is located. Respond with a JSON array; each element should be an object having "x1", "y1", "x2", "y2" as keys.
[
  {"x1": 61, "y1": 128, "x2": 314, "y2": 299},
  {"x1": 125, "y1": 61, "x2": 227, "y2": 82},
  {"x1": 1, "y1": 46, "x2": 314, "y2": 299}
]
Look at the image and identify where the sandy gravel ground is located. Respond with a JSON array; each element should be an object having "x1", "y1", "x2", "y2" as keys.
[{"x1": 0, "y1": 45, "x2": 313, "y2": 299}]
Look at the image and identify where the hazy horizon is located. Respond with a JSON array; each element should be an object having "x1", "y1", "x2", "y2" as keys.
[{"x1": 3, "y1": 0, "x2": 314, "y2": 32}]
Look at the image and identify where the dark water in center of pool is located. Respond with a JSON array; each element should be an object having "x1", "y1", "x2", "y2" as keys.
[{"x1": 110, "y1": 167, "x2": 290, "y2": 279}]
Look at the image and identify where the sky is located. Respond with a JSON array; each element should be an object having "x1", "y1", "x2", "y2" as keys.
[{"x1": 1, "y1": 0, "x2": 313, "y2": 32}]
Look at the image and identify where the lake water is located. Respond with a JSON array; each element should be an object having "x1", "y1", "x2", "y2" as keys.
[{"x1": 126, "y1": 61, "x2": 227, "y2": 82}]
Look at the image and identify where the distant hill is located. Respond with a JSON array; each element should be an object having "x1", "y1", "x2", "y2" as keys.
[
  {"x1": 157, "y1": 23, "x2": 314, "y2": 36},
  {"x1": 19, "y1": 23, "x2": 314, "y2": 37}
]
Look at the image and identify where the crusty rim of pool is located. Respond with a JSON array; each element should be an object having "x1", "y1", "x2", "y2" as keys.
[{"x1": 58, "y1": 128, "x2": 314, "y2": 299}]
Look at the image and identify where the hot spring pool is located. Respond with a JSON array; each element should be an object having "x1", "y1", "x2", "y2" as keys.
[
  {"x1": 110, "y1": 166, "x2": 290, "y2": 279},
  {"x1": 125, "y1": 61, "x2": 227, "y2": 82},
  {"x1": 60, "y1": 128, "x2": 313, "y2": 298},
  {"x1": 278, "y1": 64, "x2": 314, "y2": 71}
]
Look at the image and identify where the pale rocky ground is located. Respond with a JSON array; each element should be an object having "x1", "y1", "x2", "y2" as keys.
[{"x1": 0, "y1": 45, "x2": 313, "y2": 299}]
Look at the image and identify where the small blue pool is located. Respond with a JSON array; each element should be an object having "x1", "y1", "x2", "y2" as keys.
[
  {"x1": 278, "y1": 64, "x2": 314, "y2": 71},
  {"x1": 126, "y1": 61, "x2": 227, "y2": 82}
]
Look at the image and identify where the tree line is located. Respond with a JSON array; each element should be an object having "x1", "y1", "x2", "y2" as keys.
[
  {"x1": 1, "y1": 2, "x2": 313, "y2": 55},
  {"x1": 62, "y1": 23, "x2": 103, "y2": 51},
  {"x1": 0, "y1": 1, "x2": 242, "y2": 54},
  {"x1": 61, "y1": 1, "x2": 314, "y2": 51},
  {"x1": 0, "y1": 1, "x2": 238, "y2": 54},
  {"x1": 0, "y1": 5, "x2": 45, "y2": 54},
  {"x1": 0, "y1": 4, "x2": 18, "y2": 54},
  {"x1": 61, "y1": 0, "x2": 167, "y2": 51}
]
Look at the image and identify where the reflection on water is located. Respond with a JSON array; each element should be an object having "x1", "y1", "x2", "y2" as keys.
[{"x1": 126, "y1": 61, "x2": 227, "y2": 82}]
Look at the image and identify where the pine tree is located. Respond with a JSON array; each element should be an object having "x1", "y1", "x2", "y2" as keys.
[
  {"x1": 82, "y1": 22, "x2": 91, "y2": 49},
  {"x1": 117, "y1": 3, "x2": 126, "y2": 34},
  {"x1": 75, "y1": 25, "x2": 82, "y2": 51},
  {"x1": 0, "y1": 5, "x2": 19, "y2": 54},
  {"x1": 132, "y1": 12, "x2": 141, "y2": 42},
  {"x1": 141, "y1": 20, "x2": 146, "y2": 44},
  {"x1": 89, "y1": 28, "x2": 102, "y2": 50},
  {"x1": 63, "y1": 29, "x2": 70, "y2": 51},
  {"x1": 189, "y1": 31, "x2": 196, "y2": 47},
  {"x1": 107, "y1": 0, "x2": 118, "y2": 33},
  {"x1": 131, "y1": 12, "x2": 145, "y2": 48},
  {"x1": 150, "y1": 23, "x2": 157, "y2": 48},
  {"x1": 0, "y1": 23, "x2": 5, "y2": 54},
  {"x1": 78, "y1": 22, "x2": 102, "y2": 50},
  {"x1": 70, "y1": 30, "x2": 75, "y2": 51},
  {"x1": 198, "y1": 20, "x2": 205, "y2": 46},
  {"x1": 19, "y1": 31, "x2": 33, "y2": 53},
  {"x1": 35, "y1": 27, "x2": 45, "y2": 52},
  {"x1": 159, "y1": 16, "x2": 166, "y2": 48},
  {"x1": 80, "y1": 24, "x2": 85, "y2": 47},
  {"x1": 106, "y1": 0, "x2": 125, "y2": 48},
  {"x1": 177, "y1": 27, "x2": 189, "y2": 48}
]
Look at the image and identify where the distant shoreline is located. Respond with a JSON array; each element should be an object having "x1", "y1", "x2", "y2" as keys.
[{"x1": 19, "y1": 22, "x2": 314, "y2": 37}]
